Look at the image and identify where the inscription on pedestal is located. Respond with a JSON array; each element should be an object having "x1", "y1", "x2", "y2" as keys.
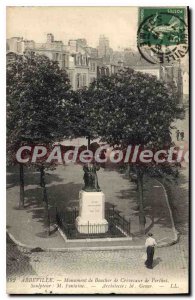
[
  {"x1": 88, "y1": 200, "x2": 101, "y2": 215},
  {"x1": 76, "y1": 191, "x2": 108, "y2": 234}
]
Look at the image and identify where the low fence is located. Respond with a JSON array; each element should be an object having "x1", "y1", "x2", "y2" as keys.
[
  {"x1": 106, "y1": 207, "x2": 131, "y2": 236},
  {"x1": 76, "y1": 222, "x2": 108, "y2": 235},
  {"x1": 56, "y1": 206, "x2": 131, "y2": 237},
  {"x1": 56, "y1": 208, "x2": 78, "y2": 237}
]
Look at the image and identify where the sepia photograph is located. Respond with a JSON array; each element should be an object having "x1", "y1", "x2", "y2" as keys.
[{"x1": 6, "y1": 5, "x2": 189, "y2": 294}]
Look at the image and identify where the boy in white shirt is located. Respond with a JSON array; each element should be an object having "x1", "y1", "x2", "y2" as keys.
[{"x1": 145, "y1": 233, "x2": 157, "y2": 269}]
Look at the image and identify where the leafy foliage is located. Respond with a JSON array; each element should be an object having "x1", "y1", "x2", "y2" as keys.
[
  {"x1": 89, "y1": 68, "x2": 179, "y2": 149},
  {"x1": 66, "y1": 87, "x2": 98, "y2": 141},
  {"x1": 7, "y1": 52, "x2": 71, "y2": 164}
]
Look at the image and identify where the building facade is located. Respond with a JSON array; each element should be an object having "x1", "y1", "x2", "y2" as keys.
[
  {"x1": 7, "y1": 33, "x2": 184, "y2": 103},
  {"x1": 7, "y1": 34, "x2": 100, "y2": 91}
]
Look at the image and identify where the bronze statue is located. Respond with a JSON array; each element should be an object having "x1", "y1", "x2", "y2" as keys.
[{"x1": 82, "y1": 163, "x2": 101, "y2": 192}]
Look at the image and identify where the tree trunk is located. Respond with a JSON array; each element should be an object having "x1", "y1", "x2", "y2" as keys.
[
  {"x1": 87, "y1": 136, "x2": 91, "y2": 149},
  {"x1": 136, "y1": 168, "x2": 145, "y2": 235},
  {"x1": 126, "y1": 164, "x2": 130, "y2": 178},
  {"x1": 40, "y1": 166, "x2": 44, "y2": 187},
  {"x1": 43, "y1": 197, "x2": 50, "y2": 236},
  {"x1": 40, "y1": 166, "x2": 50, "y2": 236},
  {"x1": 19, "y1": 164, "x2": 24, "y2": 209}
]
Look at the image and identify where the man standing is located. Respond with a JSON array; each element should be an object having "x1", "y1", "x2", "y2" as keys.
[
  {"x1": 180, "y1": 130, "x2": 184, "y2": 141},
  {"x1": 176, "y1": 129, "x2": 180, "y2": 141},
  {"x1": 145, "y1": 233, "x2": 157, "y2": 269}
]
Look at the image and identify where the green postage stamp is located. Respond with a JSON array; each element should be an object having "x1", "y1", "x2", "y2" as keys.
[{"x1": 137, "y1": 7, "x2": 188, "y2": 64}]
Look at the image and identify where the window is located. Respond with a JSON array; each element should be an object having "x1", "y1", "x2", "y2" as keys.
[
  {"x1": 76, "y1": 55, "x2": 80, "y2": 65},
  {"x1": 75, "y1": 73, "x2": 87, "y2": 88},
  {"x1": 68, "y1": 71, "x2": 73, "y2": 87},
  {"x1": 101, "y1": 67, "x2": 105, "y2": 75},
  {"x1": 83, "y1": 74, "x2": 87, "y2": 86},
  {"x1": 90, "y1": 62, "x2": 96, "y2": 71},
  {"x1": 52, "y1": 52, "x2": 59, "y2": 61},
  {"x1": 76, "y1": 73, "x2": 80, "y2": 89},
  {"x1": 62, "y1": 54, "x2": 66, "y2": 68}
]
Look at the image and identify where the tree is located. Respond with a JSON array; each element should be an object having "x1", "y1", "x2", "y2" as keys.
[
  {"x1": 67, "y1": 88, "x2": 99, "y2": 148},
  {"x1": 7, "y1": 52, "x2": 71, "y2": 233},
  {"x1": 88, "y1": 68, "x2": 180, "y2": 234}
]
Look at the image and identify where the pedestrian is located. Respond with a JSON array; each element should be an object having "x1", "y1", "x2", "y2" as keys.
[
  {"x1": 180, "y1": 130, "x2": 184, "y2": 141},
  {"x1": 145, "y1": 233, "x2": 157, "y2": 269},
  {"x1": 176, "y1": 129, "x2": 180, "y2": 141}
]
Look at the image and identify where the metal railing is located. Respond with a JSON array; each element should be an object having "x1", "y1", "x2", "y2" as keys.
[
  {"x1": 56, "y1": 206, "x2": 131, "y2": 237},
  {"x1": 106, "y1": 207, "x2": 131, "y2": 236},
  {"x1": 76, "y1": 222, "x2": 108, "y2": 235}
]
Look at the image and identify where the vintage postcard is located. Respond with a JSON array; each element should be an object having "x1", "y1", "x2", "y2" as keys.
[{"x1": 6, "y1": 6, "x2": 189, "y2": 294}]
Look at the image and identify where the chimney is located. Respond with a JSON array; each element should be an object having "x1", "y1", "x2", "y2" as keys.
[{"x1": 47, "y1": 33, "x2": 54, "y2": 43}]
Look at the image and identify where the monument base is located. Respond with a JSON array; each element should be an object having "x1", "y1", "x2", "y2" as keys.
[
  {"x1": 75, "y1": 190, "x2": 108, "y2": 234},
  {"x1": 76, "y1": 217, "x2": 108, "y2": 234}
]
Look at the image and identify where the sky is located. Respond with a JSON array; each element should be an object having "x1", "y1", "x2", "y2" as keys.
[{"x1": 6, "y1": 6, "x2": 138, "y2": 50}]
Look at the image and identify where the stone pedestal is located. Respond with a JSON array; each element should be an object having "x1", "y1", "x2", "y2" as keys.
[{"x1": 75, "y1": 190, "x2": 108, "y2": 234}]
